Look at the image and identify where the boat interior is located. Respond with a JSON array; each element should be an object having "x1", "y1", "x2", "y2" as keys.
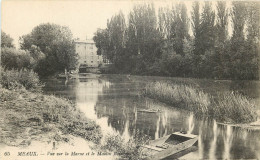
[{"x1": 155, "y1": 134, "x2": 191, "y2": 149}]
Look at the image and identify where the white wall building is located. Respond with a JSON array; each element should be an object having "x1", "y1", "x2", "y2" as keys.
[{"x1": 75, "y1": 39, "x2": 102, "y2": 68}]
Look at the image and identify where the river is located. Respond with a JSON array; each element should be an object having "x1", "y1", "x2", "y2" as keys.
[{"x1": 43, "y1": 74, "x2": 260, "y2": 159}]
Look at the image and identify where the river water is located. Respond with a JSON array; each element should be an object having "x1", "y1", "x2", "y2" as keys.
[{"x1": 44, "y1": 74, "x2": 260, "y2": 159}]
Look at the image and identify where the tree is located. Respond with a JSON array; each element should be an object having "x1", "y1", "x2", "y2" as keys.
[
  {"x1": 171, "y1": 3, "x2": 190, "y2": 56},
  {"x1": 1, "y1": 31, "x2": 14, "y2": 48},
  {"x1": 127, "y1": 3, "x2": 163, "y2": 74},
  {"x1": 214, "y1": 1, "x2": 229, "y2": 78},
  {"x1": 158, "y1": 7, "x2": 173, "y2": 40},
  {"x1": 106, "y1": 11, "x2": 127, "y2": 67},
  {"x1": 244, "y1": 2, "x2": 260, "y2": 79},
  {"x1": 20, "y1": 23, "x2": 77, "y2": 76},
  {"x1": 191, "y1": 2, "x2": 216, "y2": 78},
  {"x1": 191, "y1": 2, "x2": 201, "y2": 76},
  {"x1": 229, "y1": 2, "x2": 248, "y2": 79},
  {"x1": 94, "y1": 12, "x2": 127, "y2": 72}
]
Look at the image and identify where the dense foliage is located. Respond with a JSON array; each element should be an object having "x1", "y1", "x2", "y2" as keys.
[
  {"x1": 19, "y1": 23, "x2": 77, "y2": 77},
  {"x1": 94, "y1": 2, "x2": 259, "y2": 80},
  {"x1": 1, "y1": 47, "x2": 45, "y2": 70},
  {"x1": 1, "y1": 31, "x2": 14, "y2": 48},
  {"x1": 0, "y1": 67, "x2": 44, "y2": 92}
]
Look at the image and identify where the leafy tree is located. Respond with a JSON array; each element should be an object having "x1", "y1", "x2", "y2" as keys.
[
  {"x1": 171, "y1": 3, "x2": 190, "y2": 56},
  {"x1": 214, "y1": 1, "x2": 229, "y2": 79},
  {"x1": 244, "y1": 2, "x2": 260, "y2": 79},
  {"x1": 191, "y1": 2, "x2": 201, "y2": 76},
  {"x1": 20, "y1": 23, "x2": 77, "y2": 76},
  {"x1": 93, "y1": 28, "x2": 109, "y2": 56},
  {"x1": 107, "y1": 11, "x2": 127, "y2": 67},
  {"x1": 1, "y1": 31, "x2": 14, "y2": 48},
  {"x1": 158, "y1": 7, "x2": 173, "y2": 40},
  {"x1": 93, "y1": 2, "x2": 259, "y2": 80},
  {"x1": 229, "y1": 2, "x2": 248, "y2": 79},
  {"x1": 127, "y1": 3, "x2": 163, "y2": 74}
]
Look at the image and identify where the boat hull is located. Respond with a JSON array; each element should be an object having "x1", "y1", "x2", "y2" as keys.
[{"x1": 143, "y1": 132, "x2": 198, "y2": 160}]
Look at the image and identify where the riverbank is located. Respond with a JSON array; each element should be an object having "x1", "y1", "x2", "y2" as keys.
[
  {"x1": 144, "y1": 82, "x2": 258, "y2": 124},
  {"x1": 0, "y1": 85, "x2": 102, "y2": 147}
]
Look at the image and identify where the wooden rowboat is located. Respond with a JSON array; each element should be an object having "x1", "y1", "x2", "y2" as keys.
[{"x1": 142, "y1": 132, "x2": 198, "y2": 160}]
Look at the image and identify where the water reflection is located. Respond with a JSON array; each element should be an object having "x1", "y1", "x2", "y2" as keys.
[
  {"x1": 187, "y1": 113, "x2": 195, "y2": 134},
  {"x1": 43, "y1": 75, "x2": 260, "y2": 159},
  {"x1": 209, "y1": 120, "x2": 217, "y2": 160},
  {"x1": 223, "y1": 125, "x2": 233, "y2": 159},
  {"x1": 198, "y1": 121, "x2": 204, "y2": 159}
]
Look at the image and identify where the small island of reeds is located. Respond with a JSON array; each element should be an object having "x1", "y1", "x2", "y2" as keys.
[{"x1": 144, "y1": 82, "x2": 258, "y2": 124}]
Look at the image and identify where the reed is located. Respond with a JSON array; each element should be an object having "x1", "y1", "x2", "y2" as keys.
[
  {"x1": 214, "y1": 92, "x2": 258, "y2": 123},
  {"x1": 144, "y1": 82, "x2": 257, "y2": 123}
]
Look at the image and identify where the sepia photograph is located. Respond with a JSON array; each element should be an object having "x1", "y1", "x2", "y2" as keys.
[{"x1": 0, "y1": 0, "x2": 260, "y2": 159}]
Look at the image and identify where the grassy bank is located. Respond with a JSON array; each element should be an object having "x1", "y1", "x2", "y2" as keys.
[
  {"x1": 0, "y1": 68, "x2": 102, "y2": 146},
  {"x1": 144, "y1": 82, "x2": 258, "y2": 123}
]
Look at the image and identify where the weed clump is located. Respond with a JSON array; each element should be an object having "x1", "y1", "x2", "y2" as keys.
[{"x1": 100, "y1": 131, "x2": 150, "y2": 160}]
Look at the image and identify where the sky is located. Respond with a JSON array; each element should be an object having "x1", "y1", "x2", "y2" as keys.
[{"x1": 1, "y1": 0, "x2": 199, "y2": 48}]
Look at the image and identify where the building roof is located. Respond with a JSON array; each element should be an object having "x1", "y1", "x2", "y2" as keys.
[{"x1": 74, "y1": 39, "x2": 95, "y2": 44}]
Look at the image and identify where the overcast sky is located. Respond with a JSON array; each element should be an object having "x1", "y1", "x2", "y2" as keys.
[{"x1": 2, "y1": 0, "x2": 232, "y2": 49}]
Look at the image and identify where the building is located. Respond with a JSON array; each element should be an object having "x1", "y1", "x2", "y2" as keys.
[{"x1": 75, "y1": 39, "x2": 102, "y2": 72}]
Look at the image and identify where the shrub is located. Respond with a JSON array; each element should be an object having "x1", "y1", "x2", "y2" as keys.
[
  {"x1": 1, "y1": 47, "x2": 33, "y2": 70},
  {"x1": 0, "y1": 68, "x2": 44, "y2": 92},
  {"x1": 101, "y1": 132, "x2": 150, "y2": 160}
]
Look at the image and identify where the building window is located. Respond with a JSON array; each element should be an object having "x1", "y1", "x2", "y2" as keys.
[
  {"x1": 90, "y1": 45, "x2": 93, "y2": 49},
  {"x1": 84, "y1": 61, "x2": 86, "y2": 63},
  {"x1": 91, "y1": 61, "x2": 93, "y2": 63}
]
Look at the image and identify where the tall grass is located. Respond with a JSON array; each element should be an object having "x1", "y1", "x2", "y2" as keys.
[
  {"x1": 214, "y1": 92, "x2": 257, "y2": 123},
  {"x1": 144, "y1": 82, "x2": 257, "y2": 123}
]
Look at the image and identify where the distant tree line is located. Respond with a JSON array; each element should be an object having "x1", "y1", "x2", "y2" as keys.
[
  {"x1": 1, "y1": 23, "x2": 77, "y2": 77},
  {"x1": 94, "y1": 2, "x2": 259, "y2": 80}
]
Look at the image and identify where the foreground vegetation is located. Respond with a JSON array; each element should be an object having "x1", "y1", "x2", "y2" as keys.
[
  {"x1": 0, "y1": 68, "x2": 147, "y2": 159},
  {"x1": 0, "y1": 68, "x2": 102, "y2": 146},
  {"x1": 97, "y1": 132, "x2": 150, "y2": 160},
  {"x1": 144, "y1": 82, "x2": 258, "y2": 123}
]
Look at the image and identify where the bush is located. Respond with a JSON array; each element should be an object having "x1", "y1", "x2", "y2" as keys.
[
  {"x1": 101, "y1": 132, "x2": 150, "y2": 160},
  {"x1": 0, "y1": 67, "x2": 44, "y2": 92},
  {"x1": 1, "y1": 47, "x2": 33, "y2": 70}
]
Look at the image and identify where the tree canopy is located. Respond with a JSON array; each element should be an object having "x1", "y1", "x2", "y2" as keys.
[
  {"x1": 20, "y1": 23, "x2": 77, "y2": 76},
  {"x1": 94, "y1": 2, "x2": 259, "y2": 80},
  {"x1": 1, "y1": 31, "x2": 14, "y2": 48}
]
